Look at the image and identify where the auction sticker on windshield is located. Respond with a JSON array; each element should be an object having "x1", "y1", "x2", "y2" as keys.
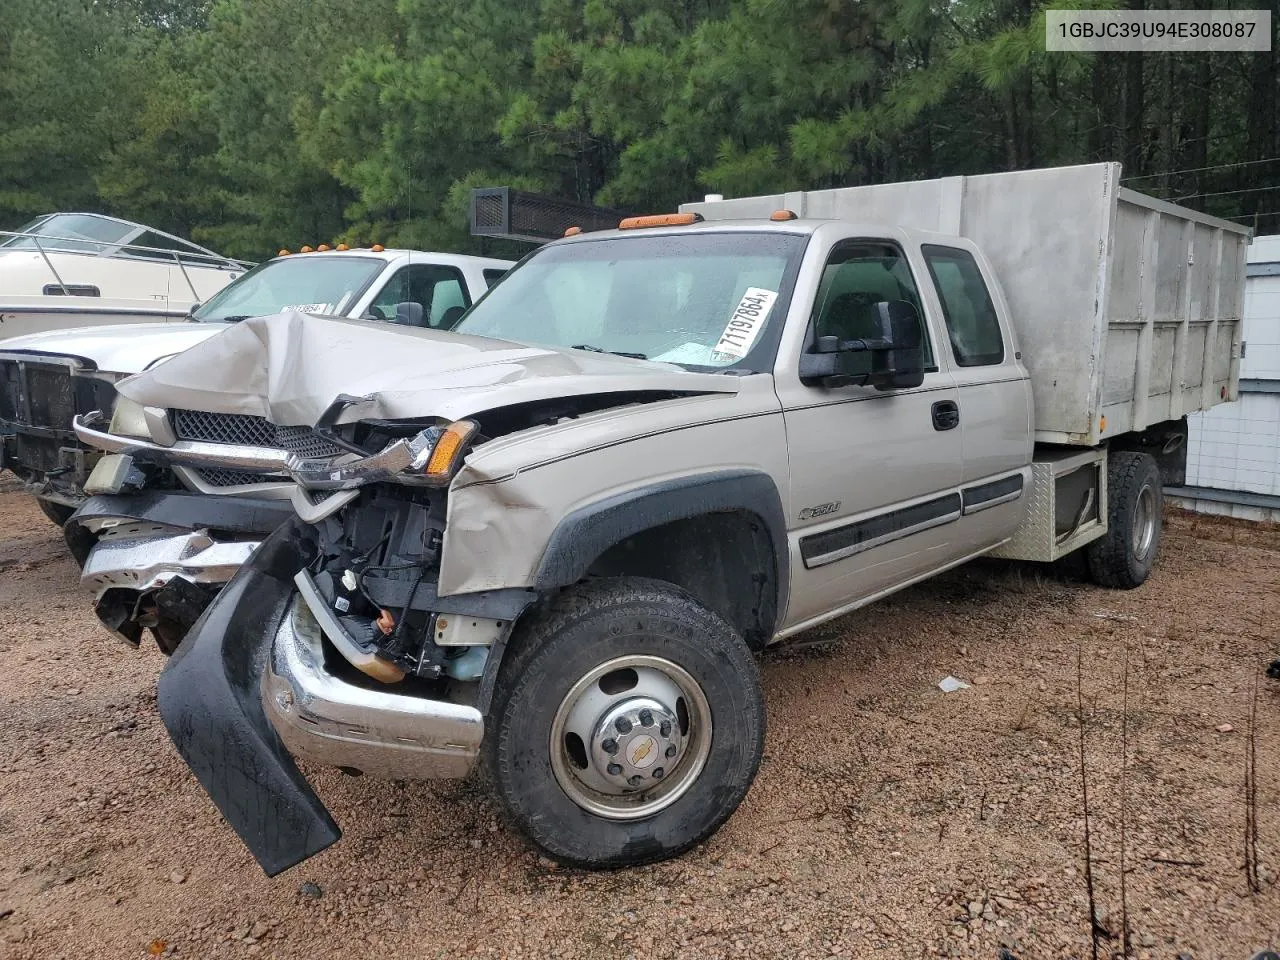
[
  {"x1": 710, "y1": 288, "x2": 778, "y2": 362},
  {"x1": 284, "y1": 302, "x2": 333, "y2": 314}
]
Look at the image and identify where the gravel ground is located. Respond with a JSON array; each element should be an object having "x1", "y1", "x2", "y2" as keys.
[{"x1": 1, "y1": 488, "x2": 1278, "y2": 960}]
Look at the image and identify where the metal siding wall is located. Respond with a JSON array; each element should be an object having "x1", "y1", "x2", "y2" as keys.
[
  {"x1": 1242, "y1": 282, "x2": 1280, "y2": 380},
  {"x1": 1186, "y1": 237, "x2": 1280, "y2": 499},
  {"x1": 1186, "y1": 394, "x2": 1280, "y2": 495}
]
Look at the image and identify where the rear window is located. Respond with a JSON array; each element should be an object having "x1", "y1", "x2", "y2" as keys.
[{"x1": 922, "y1": 245, "x2": 1004, "y2": 367}]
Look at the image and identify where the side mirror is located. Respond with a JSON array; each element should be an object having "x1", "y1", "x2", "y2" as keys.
[
  {"x1": 394, "y1": 301, "x2": 426, "y2": 327},
  {"x1": 870, "y1": 299, "x2": 925, "y2": 390},
  {"x1": 798, "y1": 300, "x2": 925, "y2": 390}
]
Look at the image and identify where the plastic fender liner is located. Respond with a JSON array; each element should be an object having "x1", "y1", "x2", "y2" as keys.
[{"x1": 156, "y1": 519, "x2": 333, "y2": 876}]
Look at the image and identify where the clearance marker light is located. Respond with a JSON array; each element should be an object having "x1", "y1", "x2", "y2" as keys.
[{"x1": 618, "y1": 212, "x2": 703, "y2": 229}]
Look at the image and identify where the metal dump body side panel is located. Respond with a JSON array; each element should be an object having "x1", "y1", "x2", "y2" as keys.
[
  {"x1": 1102, "y1": 188, "x2": 1250, "y2": 441},
  {"x1": 683, "y1": 164, "x2": 1250, "y2": 445}
]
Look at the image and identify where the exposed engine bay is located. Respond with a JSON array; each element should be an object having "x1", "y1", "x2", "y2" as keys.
[{"x1": 301, "y1": 484, "x2": 534, "y2": 689}]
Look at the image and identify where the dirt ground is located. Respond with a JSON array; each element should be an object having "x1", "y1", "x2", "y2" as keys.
[{"x1": 1, "y1": 489, "x2": 1278, "y2": 960}]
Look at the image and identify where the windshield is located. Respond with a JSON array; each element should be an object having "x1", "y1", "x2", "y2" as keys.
[
  {"x1": 193, "y1": 255, "x2": 385, "y2": 322},
  {"x1": 1, "y1": 213, "x2": 135, "y2": 253},
  {"x1": 452, "y1": 231, "x2": 805, "y2": 369}
]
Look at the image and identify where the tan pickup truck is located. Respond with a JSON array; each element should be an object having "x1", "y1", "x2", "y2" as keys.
[{"x1": 73, "y1": 162, "x2": 1248, "y2": 875}]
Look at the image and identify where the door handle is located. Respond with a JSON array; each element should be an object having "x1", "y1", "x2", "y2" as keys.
[{"x1": 932, "y1": 400, "x2": 960, "y2": 431}]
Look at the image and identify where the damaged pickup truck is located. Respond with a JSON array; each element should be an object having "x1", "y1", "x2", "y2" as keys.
[{"x1": 71, "y1": 163, "x2": 1248, "y2": 874}]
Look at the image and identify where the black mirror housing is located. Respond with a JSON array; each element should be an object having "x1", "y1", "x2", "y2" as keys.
[
  {"x1": 798, "y1": 299, "x2": 925, "y2": 390},
  {"x1": 394, "y1": 301, "x2": 426, "y2": 327},
  {"x1": 870, "y1": 299, "x2": 925, "y2": 390}
]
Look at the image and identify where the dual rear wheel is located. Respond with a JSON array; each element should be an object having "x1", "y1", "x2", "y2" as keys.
[{"x1": 1086, "y1": 451, "x2": 1163, "y2": 589}]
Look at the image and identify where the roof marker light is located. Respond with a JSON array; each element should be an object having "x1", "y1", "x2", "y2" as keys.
[
  {"x1": 278, "y1": 249, "x2": 291, "y2": 256},
  {"x1": 564, "y1": 226, "x2": 582, "y2": 237},
  {"x1": 317, "y1": 243, "x2": 331, "y2": 252},
  {"x1": 300, "y1": 245, "x2": 313, "y2": 253},
  {"x1": 336, "y1": 243, "x2": 349, "y2": 251},
  {"x1": 771, "y1": 209, "x2": 798, "y2": 221},
  {"x1": 372, "y1": 244, "x2": 384, "y2": 252},
  {"x1": 618, "y1": 212, "x2": 703, "y2": 230}
]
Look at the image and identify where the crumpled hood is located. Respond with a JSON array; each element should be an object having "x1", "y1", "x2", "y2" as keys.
[
  {"x1": 116, "y1": 311, "x2": 739, "y2": 425},
  {"x1": 0, "y1": 321, "x2": 229, "y2": 375}
]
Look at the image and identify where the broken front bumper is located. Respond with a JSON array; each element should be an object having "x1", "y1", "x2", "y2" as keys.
[{"x1": 158, "y1": 520, "x2": 485, "y2": 876}]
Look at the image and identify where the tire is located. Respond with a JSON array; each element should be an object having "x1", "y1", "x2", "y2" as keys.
[
  {"x1": 1087, "y1": 451, "x2": 1162, "y2": 589},
  {"x1": 483, "y1": 576, "x2": 765, "y2": 868},
  {"x1": 36, "y1": 498, "x2": 75, "y2": 528}
]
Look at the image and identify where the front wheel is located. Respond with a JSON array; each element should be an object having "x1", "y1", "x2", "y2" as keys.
[
  {"x1": 1087, "y1": 451, "x2": 1162, "y2": 589},
  {"x1": 483, "y1": 577, "x2": 765, "y2": 868}
]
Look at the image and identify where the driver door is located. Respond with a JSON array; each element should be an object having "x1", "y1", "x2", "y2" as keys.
[{"x1": 774, "y1": 236, "x2": 964, "y2": 633}]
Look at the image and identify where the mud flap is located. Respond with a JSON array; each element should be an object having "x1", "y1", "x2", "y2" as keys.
[{"x1": 156, "y1": 519, "x2": 338, "y2": 876}]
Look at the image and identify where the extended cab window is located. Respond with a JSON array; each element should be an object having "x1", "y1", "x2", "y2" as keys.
[
  {"x1": 370, "y1": 264, "x2": 471, "y2": 328},
  {"x1": 922, "y1": 245, "x2": 1004, "y2": 366},
  {"x1": 810, "y1": 241, "x2": 933, "y2": 373}
]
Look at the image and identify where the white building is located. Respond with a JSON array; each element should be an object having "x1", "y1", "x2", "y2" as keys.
[{"x1": 1172, "y1": 233, "x2": 1280, "y2": 521}]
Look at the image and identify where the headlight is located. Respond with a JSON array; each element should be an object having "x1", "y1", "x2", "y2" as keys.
[
  {"x1": 411, "y1": 419, "x2": 478, "y2": 484},
  {"x1": 106, "y1": 396, "x2": 175, "y2": 445},
  {"x1": 287, "y1": 419, "x2": 478, "y2": 490},
  {"x1": 108, "y1": 396, "x2": 151, "y2": 439}
]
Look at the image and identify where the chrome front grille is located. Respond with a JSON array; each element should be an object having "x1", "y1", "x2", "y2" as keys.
[
  {"x1": 194, "y1": 467, "x2": 272, "y2": 488},
  {"x1": 173, "y1": 409, "x2": 275, "y2": 447},
  {"x1": 276, "y1": 425, "x2": 344, "y2": 459},
  {"x1": 171, "y1": 410, "x2": 341, "y2": 458}
]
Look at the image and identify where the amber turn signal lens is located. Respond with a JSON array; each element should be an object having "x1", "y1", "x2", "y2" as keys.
[
  {"x1": 425, "y1": 420, "x2": 478, "y2": 481},
  {"x1": 618, "y1": 213, "x2": 703, "y2": 229}
]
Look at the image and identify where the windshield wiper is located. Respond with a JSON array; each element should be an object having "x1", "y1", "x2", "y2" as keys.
[{"x1": 571, "y1": 343, "x2": 648, "y2": 360}]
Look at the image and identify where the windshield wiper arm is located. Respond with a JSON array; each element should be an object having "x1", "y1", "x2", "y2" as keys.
[{"x1": 571, "y1": 343, "x2": 648, "y2": 360}]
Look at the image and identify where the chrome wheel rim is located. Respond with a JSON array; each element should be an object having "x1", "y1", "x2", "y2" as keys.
[
  {"x1": 549, "y1": 655, "x2": 712, "y2": 821},
  {"x1": 1133, "y1": 483, "x2": 1156, "y2": 560}
]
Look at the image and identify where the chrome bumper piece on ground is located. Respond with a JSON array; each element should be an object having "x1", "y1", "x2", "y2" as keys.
[{"x1": 261, "y1": 597, "x2": 484, "y2": 781}]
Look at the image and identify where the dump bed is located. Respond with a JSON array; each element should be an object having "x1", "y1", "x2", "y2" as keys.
[{"x1": 683, "y1": 163, "x2": 1250, "y2": 446}]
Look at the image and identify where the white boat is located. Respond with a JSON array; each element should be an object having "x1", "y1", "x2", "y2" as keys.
[{"x1": 0, "y1": 213, "x2": 250, "y2": 340}]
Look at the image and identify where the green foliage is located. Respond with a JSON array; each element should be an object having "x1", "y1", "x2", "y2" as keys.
[{"x1": 2, "y1": 0, "x2": 1278, "y2": 252}]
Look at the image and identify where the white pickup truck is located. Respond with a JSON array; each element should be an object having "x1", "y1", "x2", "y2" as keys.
[
  {"x1": 0, "y1": 247, "x2": 511, "y2": 523},
  {"x1": 72, "y1": 162, "x2": 1248, "y2": 874}
]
